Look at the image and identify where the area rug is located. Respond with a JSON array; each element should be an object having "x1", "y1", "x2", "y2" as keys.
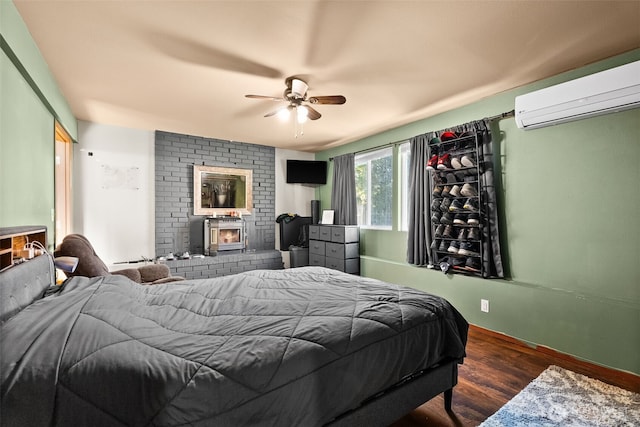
[{"x1": 480, "y1": 365, "x2": 640, "y2": 426}]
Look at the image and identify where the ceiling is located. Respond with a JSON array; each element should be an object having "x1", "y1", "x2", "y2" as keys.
[{"x1": 14, "y1": 1, "x2": 640, "y2": 152}]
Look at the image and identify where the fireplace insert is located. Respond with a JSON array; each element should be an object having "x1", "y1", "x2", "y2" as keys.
[{"x1": 204, "y1": 217, "x2": 245, "y2": 254}]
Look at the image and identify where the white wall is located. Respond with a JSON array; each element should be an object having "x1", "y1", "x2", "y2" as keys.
[
  {"x1": 72, "y1": 125, "x2": 316, "y2": 267},
  {"x1": 73, "y1": 121, "x2": 155, "y2": 265},
  {"x1": 274, "y1": 148, "x2": 317, "y2": 267}
]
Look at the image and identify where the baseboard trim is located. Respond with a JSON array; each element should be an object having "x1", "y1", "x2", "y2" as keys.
[{"x1": 469, "y1": 324, "x2": 640, "y2": 393}]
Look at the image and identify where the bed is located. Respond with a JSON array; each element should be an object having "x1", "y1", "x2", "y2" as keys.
[{"x1": 0, "y1": 255, "x2": 468, "y2": 426}]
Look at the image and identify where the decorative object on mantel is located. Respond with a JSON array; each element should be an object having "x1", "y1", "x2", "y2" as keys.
[{"x1": 480, "y1": 365, "x2": 640, "y2": 427}]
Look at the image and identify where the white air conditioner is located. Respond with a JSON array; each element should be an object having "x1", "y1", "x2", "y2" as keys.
[{"x1": 515, "y1": 60, "x2": 640, "y2": 129}]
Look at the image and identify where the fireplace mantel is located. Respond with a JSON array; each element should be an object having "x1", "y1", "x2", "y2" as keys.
[{"x1": 161, "y1": 250, "x2": 283, "y2": 280}]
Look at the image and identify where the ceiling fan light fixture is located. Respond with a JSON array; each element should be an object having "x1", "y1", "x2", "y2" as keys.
[
  {"x1": 277, "y1": 107, "x2": 291, "y2": 121},
  {"x1": 291, "y1": 79, "x2": 308, "y2": 99},
  {"x1": 297, "y1": 105, "x2": 308, "y2": 123}
]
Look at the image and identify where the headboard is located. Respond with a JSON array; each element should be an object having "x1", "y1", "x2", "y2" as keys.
[{"x1": 0, "y1": 255, "x2": 54, "y2": 323}]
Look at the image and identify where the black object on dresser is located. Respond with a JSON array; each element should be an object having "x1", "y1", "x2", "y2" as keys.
[{"x1": 309, "y1": 225, "x2": 359, "y2": 274}]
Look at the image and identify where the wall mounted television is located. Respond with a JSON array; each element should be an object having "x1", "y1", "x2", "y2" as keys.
[{"x1": 286, "y1": 160, "x2": 327, "y2": 185}]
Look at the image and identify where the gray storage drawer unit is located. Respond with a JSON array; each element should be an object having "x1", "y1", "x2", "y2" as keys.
[
  {"x1": 308, "y1": 239, "x2": 326, "y2": 267},
  {"x1": 308, "y1": 225, "x2": 359, "y2": 274}
]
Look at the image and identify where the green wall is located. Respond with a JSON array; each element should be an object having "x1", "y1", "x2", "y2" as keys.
[
  {"x1": 1, "y1": 0, "x2": 77, "y2": 245},
  {"x1": 316, "y1": 50, "x2": 640, "y2": 375},
  {"x1": 1, "y1": 0, "x2": 637, "y2": 374}
]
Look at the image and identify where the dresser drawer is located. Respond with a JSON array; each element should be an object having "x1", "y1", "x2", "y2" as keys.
[
  {"x1": 309, "y1": 240, "x2": 325, "y2": 256},
  {"x1": 325, "y1": 242, "x2": 359, "y2": 259},
  {"x1": 319, "y1": 226, "x2": 332, "y2": 241},
  {"x1": 325, "y1": 257, "x2": 360, "y2": 274},
  {"x1": 309, "y1": 253, "x2": 325, "y2": 267},
  {"x1": 330, "y1": 226, "x2": 359, "y2": 243},
  {"x1": 324, "y1": 257, "x2": 345, "y2": 271},
  {"x1": 309, "y1": 225, "x2": 320, "y2": 240},
  {"x1": 325, "y1": 242, "x2": 344, "y2": 259},
  {"x1": 343, "y1": 258, "x2": 360, "y2": 274}
]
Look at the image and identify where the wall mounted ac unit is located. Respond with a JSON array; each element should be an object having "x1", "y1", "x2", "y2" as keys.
[{"x1": 515, "y1": 60, "x2": 640, "y2": 130}]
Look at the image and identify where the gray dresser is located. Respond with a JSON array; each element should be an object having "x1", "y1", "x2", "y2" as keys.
[{"x1": 308, "y1": 225, "x2": 359, "y2": 274}]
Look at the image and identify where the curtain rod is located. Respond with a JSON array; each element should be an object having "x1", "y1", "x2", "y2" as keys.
[
  {"x1": 329, "y1": 109, "x2": 515, "y2": 161},
  {"x1": 329, "y1": 139, "x2": 408, "y2": 161},
  {"x1": 486, "y1": 109, "x2": 515, "y2": 121}
]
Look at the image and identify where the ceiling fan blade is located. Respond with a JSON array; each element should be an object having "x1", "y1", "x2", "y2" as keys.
[
  {"x1": 308, "y1": 95, "x2": 346, "y2": 105},
  {"x1": 306, "y1": 105, "x2": 322, "y2": 120},
  {"x1": 246, "y1": 94, "x2": 285, "y2": 101}
]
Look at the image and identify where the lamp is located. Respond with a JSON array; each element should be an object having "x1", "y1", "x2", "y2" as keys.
[
  {"x1": 277, "y1": 103, "x2": 308, "y2": 137},
  {"x1": 278, "y1": 104, "x2": 308, "y2": 123},
  {"x1": 54, "y1": 256, "x2": 79, "y2": 273},
  {"x1": 296, "y1": 105, "x2": 308, "y2": 123},
  {"x1": 277, "y1": 106, "x2": 291, "y2": 121}
]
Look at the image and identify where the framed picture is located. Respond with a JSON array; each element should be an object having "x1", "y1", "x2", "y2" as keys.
[
  {"x1": 193, "y1": 165, "x2": 253, "y2": 216},
  {"x1": 321, "y1": 210, "x2": 335, "y2": 225}
]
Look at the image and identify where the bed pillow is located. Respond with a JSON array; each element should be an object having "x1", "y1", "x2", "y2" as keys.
[{"x1": 111, "y1": 268, "x2": 142, "y2": 283}]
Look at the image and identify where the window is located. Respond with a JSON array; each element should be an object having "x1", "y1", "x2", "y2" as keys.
[
  {"x1": 399, "y1": 142, "x2": 411, "y2": 231},
  {"x1": 355, "y1": 147, "x2": 392, "y2": 229}
]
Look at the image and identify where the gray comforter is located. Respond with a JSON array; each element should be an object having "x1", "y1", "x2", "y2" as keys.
[{"x1": 1, "y1": 266, "x2": 467, "y2": 426}]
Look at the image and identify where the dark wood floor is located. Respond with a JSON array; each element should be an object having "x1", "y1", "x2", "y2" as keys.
[{"x1": 391, "y1": 325, "x2": 640, "y2": 427}]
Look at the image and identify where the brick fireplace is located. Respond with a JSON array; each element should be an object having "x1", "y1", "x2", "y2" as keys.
[{"x1": 155, "y1": 131, "x2": 276, "y2": 256}]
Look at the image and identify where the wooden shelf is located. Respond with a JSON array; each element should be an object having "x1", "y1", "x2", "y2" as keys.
[{"x1": 0, "y1": 226, "x2": 47, "y2": 271}]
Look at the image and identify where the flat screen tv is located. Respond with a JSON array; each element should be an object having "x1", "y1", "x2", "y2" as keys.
[{"x1": 286, "y1": 160, "x2": 327, "y2": 185}]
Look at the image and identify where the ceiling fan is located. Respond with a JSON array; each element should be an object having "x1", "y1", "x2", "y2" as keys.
[{"x1": 245, "y1": 76, "x2": 346, "y2": 122}]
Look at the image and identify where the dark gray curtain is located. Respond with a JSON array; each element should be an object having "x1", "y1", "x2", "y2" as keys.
[
  {"x1": 407, "y1": 133, "x2": 433, "y2": 266},
  {"x1": 331, "y1": 153, "x2": 357, "y2": 225},
  {"x1": 476, "y1": 120, "x2": 504, "y2": 278}
]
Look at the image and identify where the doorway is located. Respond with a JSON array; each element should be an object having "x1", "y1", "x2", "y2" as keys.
[{"x1": 54, "y1": 121, "x2": 72, "y2": 246}]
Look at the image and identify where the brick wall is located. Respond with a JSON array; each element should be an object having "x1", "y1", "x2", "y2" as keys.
[
  {"x1": 155, "y1": 131, "x2": 276, "y2": 257},
  {"x1": 162, "y1": 250, "x2": 283, "y2": 280}
]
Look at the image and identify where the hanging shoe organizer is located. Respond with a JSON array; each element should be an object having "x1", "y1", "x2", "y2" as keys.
[{"x1": 427, "y1": 132, "x2": 485, "y2": 277}]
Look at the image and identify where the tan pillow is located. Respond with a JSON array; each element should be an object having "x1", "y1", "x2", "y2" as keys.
[
  {"x1": 138, "y1": 264, "x2": 171, "y2": 283},
  {"x1": 111, "y1": 269, "x2": 142, "y2": 283}
]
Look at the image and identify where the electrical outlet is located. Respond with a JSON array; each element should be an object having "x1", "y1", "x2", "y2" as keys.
[{"x1": 481, "y1": 299, "x2": 490, "y2": 313}]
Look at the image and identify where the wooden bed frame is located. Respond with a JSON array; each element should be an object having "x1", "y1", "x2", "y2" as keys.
[{"x1": 0, "y1": 253, "x2": 461, "y2": 426}]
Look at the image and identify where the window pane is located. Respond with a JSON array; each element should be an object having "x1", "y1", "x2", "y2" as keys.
[
  {"x1": 355, "y1": 163, "x2": 368, "y2": 225},
  {"x1": 370, "y1": 155, "x2": 392, "y2": 226},
  {"x1": 355, "y1": 147, "x2": 392, "y2": 228}
]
